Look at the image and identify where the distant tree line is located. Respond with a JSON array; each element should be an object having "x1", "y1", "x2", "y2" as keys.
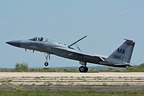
[{"x1": 9, "y1": 63, "x2": 144, "y2": 72}]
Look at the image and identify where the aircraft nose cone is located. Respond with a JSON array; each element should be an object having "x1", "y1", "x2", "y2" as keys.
[{"x1": 6, "y1": 40, "x2": 21, "y2": 47}]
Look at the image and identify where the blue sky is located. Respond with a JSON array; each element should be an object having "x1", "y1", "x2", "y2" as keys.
[{"x1": 0, "y1": 0, "x2": 144, "y2": 68}]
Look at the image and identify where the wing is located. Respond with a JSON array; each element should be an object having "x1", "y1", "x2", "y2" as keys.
[{"x1": 54, "y1": 47, "x2": 103, "y2": 64}]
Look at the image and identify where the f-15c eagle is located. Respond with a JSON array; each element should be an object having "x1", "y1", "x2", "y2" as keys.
[{"x1": 6, "y1": 36, "x2": 135, "y2": 72}]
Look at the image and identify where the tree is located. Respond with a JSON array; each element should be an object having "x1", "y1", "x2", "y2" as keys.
[{"x1": 15, "y1": 63, "x2": 29, "y2": 71}]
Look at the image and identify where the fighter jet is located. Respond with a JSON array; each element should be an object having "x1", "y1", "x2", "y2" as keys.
[{"x1": 6, "y1": 36, "x2": 135, "y2": 72}]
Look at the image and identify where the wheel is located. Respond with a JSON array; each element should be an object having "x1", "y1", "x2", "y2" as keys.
[
  {"x1": 44, "y1": 62, "x2": 49, "y2": 66},
  {"x1": 79, "y1": 66, "x2": 88, "y2": 73},
  {"x1": 85, "y1": 67, "x2": 88, "y2": 72},
  {"x1": 79, "y1": 66, "x2": 85, "y2": 72}
]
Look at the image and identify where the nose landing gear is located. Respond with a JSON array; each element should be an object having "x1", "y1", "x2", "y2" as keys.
[
  {"x1": 44, "y1": 53, "x2": 50, "y2": 66},
  {"x1": 44, "y1": 62, "x2": 49, "y2": 66}
]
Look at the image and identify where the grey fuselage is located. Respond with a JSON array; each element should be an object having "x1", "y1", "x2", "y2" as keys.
[
  {"x1": 6, "y1": 38, "x2": 134, "y2": 68},
  {"x1": 19, "y1": 40, "x2": 103, "y2": 64}
]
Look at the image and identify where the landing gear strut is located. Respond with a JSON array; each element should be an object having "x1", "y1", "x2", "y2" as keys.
[{"x1": 44, "y1": 53, "x2": 50, "y2": 66}]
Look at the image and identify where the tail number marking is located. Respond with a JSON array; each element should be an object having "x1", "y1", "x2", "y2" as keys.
[{"x1": 113, "y1": 55, "x2": 124, "y2": 60}]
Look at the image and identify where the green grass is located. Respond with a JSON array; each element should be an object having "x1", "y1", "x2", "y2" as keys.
[{"x1": 0, "y1": 90, "x2": 144, "y2": 96}]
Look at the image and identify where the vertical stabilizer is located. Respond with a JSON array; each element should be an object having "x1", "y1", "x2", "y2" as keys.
[{"x1": 108, "y1": 39, "x2": 135, "y2": 63}]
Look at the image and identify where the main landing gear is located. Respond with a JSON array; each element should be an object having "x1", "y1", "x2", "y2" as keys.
[
  {"x1": 44, "y1": 53, "x2": 50, "y2": 66},
  {"x1": 79, "y1": 66, "x2": 88, "y2": 73},
  {"x1": 79, "y1": 61, "x2": 88, "y2": 73}
]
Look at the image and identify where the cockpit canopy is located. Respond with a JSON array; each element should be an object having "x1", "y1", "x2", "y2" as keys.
[{"x1": 29, "y1": 37, "x2": 48, "y2": 42}]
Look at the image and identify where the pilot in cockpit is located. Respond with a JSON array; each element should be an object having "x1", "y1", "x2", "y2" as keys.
[
  {"x1": 29, "y1": 37, "x2": 47, "y2": 42},
  {"x1": 38, "y1": 37, "x2": 43, "y2": 41}
]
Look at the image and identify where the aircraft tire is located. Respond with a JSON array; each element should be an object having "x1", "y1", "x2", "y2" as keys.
[
  {"x1": 79, "y1": 66, "x2": 88, "y2": 73},
  {"x1": 44, "y1": 62, "x2": 49, "y2": 66},
  {"x1": 85, "y1": 67, "x2": 88, "y2": 72}
]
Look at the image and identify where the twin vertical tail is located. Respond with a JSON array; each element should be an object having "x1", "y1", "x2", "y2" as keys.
[{"x1": 108, "y1": 39, "x2": 135, "y2": 64}]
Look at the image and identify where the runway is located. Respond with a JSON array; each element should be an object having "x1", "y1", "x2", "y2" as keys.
[{"x1": 0, "y1": 72, "x2": 144, "y2": 91}]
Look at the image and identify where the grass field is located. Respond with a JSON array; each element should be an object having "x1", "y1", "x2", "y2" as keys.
[{"x1": 0, "y1": 90, "x2": 144, "y2": 96}]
